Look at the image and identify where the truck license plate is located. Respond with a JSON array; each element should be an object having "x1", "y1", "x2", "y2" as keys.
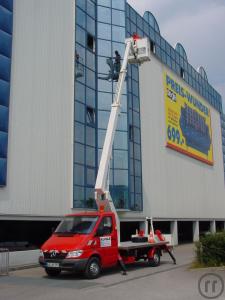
[{"x1": 47, "y1": 262, "x2": 59, "y2": 268}]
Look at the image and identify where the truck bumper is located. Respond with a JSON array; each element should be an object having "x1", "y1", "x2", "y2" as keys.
[{"x1": 39, "y1": 257, "x2": 89, "y2": 272}]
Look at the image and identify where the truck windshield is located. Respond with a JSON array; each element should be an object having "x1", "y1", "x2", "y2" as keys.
[{"x1": 55, "y1": 216, "x2": 98, "y2": 234}]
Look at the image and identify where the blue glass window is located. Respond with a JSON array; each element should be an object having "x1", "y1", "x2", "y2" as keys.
[
  {"x1": 97, "y1": 0, "x2": 111, "y2": 8},
  {"x1": 117, "y1": 113, "x2": 127, "y2": 131},
  {"x1": 87, "y1": 16, "x2": 95, "y2": 36},
  {"x1": 0, "y1": 132, "x2": 8, "y2": 158},
  {"x1": 97, "y1": 6, "x2": 111, "y2": 24},
  {"x1": 86, "y1": 87, "x2": 96, "y2": 108},
  {"x1": 130, "y1": 8, "x2": 136, "y2": 23},
  {"x1": 133, "y1": 96, "x2": 139, "y2": 112},
  {"x1": 130, "y1": 22, "x2": 137, "y2": 35},
  {"x1": 97, "y1": 39, "x2": 111, "y2": 57},
  {"x1": 76, "y1": 26, "x2": 86, "y2": 46},
  {"x1": 98, "y1": 110, "x2": 110, "y2": 129},
  {"x1": 75, "y1": 82, "x2": 85, "y2": 102},
  {"x1": 134, "y1": 143, "x2": 141, "y2": 160},
  {"x1": 114, "y1": 131, "x2": 128, "y2": 150},
  {"x1": 135, "y1": 177, "x2": 142, "y2": 194},
  {"x1": 86, "y1": 50, "x2": 95, "y2": 71},
  {"x1": 112, "y1": 0, "x2": 125, "y2": 10},
  {"x1": 112, "y1": 9, "x2": 125, "y2": 26},
  {"x1": 114, "y1": 150, "x2": 128, "y2": 169},
  {"x1": 87, "y1": 167, "x2": 95, "y2": 186},
  {"x1": 87, "y1": 0, "x2": 95, "y2": 18},
  {"x1": 0, "y1": 55, "x2": 10, "y2": 81},
  {"x1": 98, "y1": 129, "x2": 106, "y2": 149},
  {"x1": 74, "y1": 164, "x2": 85, "y2": 185},
  {"x1": 134, "y1": 160, "x2": 141, "y2": 176},
  {"x1": 86, "y1": 146, "x2": 95, "y2": 167},
  {"x1": 98, "y1": 56, "x2": 111, "y2": 74},
  {"x1": 76, "y1": 0, "x2": 85, "y2": 11},
  {"x1": 114, "y1": 170, "x2": 128, "y2": 186},
  {"x1": 74, "y1": 143, "x2": 85, "y2": 164},
  {"x1": 97, "y1": 22, "x2": 111, "y2": 40},
  {"x1": 134, "y1": 194, "x2": 142, "y2": 210},
  {"x1": 98, "y1": 92, "x2": 112, "y2": 110},
  {"x1": 133, "y1": 111, "x2": 140, "y2": 128},
  {"x1": 76, "y1": 8, "x2": 86, "y2": 29},
  {"x1": 76, "y1": 43, "x2": 85, "y2": 65},
  {"x1": 0, "y1": 79, "x2": 10, "y2": 107},
  {"x1": 75, "y1": 122, "x2": 85, "y2": 144},
  {"x1": 86, "y1": 68, "x2": 96, "y2": 89},
  {"x1": 74, "y1": 186, "x2": 84, "y2": 203},
  {"x1": 0, "y1": 30, "x2": 12, "y2": 58},
  {"x1": 0, "y1": 105, "x2": 9, "y2": 132},
  {"x1": 112, "y1": 26, "x2": 125, "y2": 42},
  {"x1": 133, "y1": 127, "x2": 140, "y2": 144},
  {"x1": 98, "y1": 79, "x2": 112, "y2": 93},
  {"x1": 86, "y1": 188, "x2": 95, "y2": 204},
  {"x1": 86, "y1": 126, "x2": 96, "y2": 147},
  {"x1": 75, "y1": 101, "x2": 85, "y2": 122},
  {"x1": 0, "y1": 5, "x2": 13, "y2": 34}
]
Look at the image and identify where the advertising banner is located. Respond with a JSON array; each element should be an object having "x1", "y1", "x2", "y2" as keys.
[{"x1": 164, "y1": 72, "x2": 213, "y2": 165}]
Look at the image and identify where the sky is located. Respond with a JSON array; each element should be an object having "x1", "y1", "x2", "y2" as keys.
[{"x1": 127, "y1": 0, "x2": 225, "y2": 110}]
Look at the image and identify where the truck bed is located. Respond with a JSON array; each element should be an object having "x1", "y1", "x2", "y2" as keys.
[{"x1": 118, "y1": 241, "x2": 168, "y2": 251}]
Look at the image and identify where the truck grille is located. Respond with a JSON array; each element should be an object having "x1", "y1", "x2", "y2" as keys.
[{"x1": 44, "y1": 252, "x2": 67, "y2": 259}]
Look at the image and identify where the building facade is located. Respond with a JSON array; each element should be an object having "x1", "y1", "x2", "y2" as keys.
[{"x1": 0, "y1": 0, "x2": 225, "y2": 248}]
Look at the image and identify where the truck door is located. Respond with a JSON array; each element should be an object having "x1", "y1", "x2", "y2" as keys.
[{"x1": 95, "y1": 216, "x2": 118, "y2": 267}]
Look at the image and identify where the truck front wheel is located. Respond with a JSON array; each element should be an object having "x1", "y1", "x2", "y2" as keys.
[
  {"x1": 148, "y1": 252, "x2": 161, "y2": 267},
  {"x1": 45, "y1": 268, "x2": 61, "y2": 277},
  {"x1": 84, "y1": 257, "x2": 101, "y2": 279}
]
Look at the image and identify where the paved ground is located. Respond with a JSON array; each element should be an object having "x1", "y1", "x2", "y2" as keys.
[{"x1": 1, "y1": 244, "x2": 225, "y2": 300}]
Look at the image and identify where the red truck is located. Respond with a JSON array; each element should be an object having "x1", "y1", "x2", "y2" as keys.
[{"x1": 39, "y1": 211, "x2": 175, "y2": 279}]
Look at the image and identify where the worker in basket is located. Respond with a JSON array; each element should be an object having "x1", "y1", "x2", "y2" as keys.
[
  {"x1": 98, "y1": 50, "x2": 121, "y2": 82},
  {"x1": 113, "y1": 50, "x2": 121, "y2": 81}
]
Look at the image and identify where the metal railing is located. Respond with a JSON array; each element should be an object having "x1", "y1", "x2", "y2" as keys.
[{"x1": 0, "y1": 248, "x2": 9, "y2": 275}]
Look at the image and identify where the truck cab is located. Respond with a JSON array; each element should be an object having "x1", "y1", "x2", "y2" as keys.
[{"x1": 39, "y1": 212, "x2": 119, "y2": 278}]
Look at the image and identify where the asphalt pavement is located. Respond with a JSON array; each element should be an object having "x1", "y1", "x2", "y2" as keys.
[{"x1": 1, "y1": 244, "x2": 225, "y2": 300}]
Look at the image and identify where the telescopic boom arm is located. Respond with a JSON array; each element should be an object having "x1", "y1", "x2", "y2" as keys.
[{"x1": 94, "y1": 36, "x2": 150, "y2": 244}]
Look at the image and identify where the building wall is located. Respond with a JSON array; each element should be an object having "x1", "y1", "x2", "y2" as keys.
[
  {"x1": 139, "y1": 55, "x2": 225, "y2": 219},
  {"x1": 0, "y1": 0, "x2": 75, "y2": 218}
]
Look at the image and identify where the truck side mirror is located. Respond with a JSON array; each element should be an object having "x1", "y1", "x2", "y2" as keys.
[{"x1": 95, "y1": 227, "x2": 104, "y2": 237}]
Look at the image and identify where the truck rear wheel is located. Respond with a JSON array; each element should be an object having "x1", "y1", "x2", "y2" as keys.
[
  {"x1": 84, "y1": 257, "x2": 101, "y2": 279},
  {"x1": 45, "y1": 268, "x2": 61, "y2": 277},
  {"x1": 148, "y1": 252, "x2": 160, "y2": 267}
]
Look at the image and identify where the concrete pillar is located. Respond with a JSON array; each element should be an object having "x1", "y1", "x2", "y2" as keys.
[
  {"x1": 210, "y1": 220, "x2": 216, "y2": 233},
  {"x1": 171, "y1": 220, "x2": 178, "y2": 246},
  {"x1": 193, "y1": 221, "x2": 199, "y2": 242}
]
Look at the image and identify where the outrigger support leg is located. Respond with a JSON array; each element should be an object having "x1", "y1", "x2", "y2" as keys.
[
  {"x1": 118, "y1": 254, "x2": 127, "y2": 275},
  {"x1": 164, "y1": 246, "x2": 176, "y2": 264}
]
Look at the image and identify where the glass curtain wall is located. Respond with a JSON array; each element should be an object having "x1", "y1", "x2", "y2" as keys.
[{"x1": 73, "y1": 0, "x2": 144, "y2": 211}]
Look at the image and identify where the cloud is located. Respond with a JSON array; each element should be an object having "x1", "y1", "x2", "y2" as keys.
[{"x1": 127, "y1": 0, "x2": 225, "y2": 109}]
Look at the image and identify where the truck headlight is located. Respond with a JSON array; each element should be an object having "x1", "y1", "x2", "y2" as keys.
[
  {"x1": 39, "y1": 250, "x2": 44, "y2": 258},
  {"x1": 66, "y1": 250, "x2": 83, "y2": 258}
]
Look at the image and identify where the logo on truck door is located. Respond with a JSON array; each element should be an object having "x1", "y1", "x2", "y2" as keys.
[{"x1": 100, "y1": 236, "x2": 112, "y2": 247}]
